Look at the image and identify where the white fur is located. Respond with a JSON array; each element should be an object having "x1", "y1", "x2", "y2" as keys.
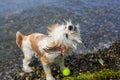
[
  {"x1": 49, "y1": 21, "x2": 82, "y2": 50},
  {"x1": 17, "y1": 20, "x2": 82, "y2": 80},
  {"x1": 22, "y1": 38, "x2": 34, "y2": 72}
]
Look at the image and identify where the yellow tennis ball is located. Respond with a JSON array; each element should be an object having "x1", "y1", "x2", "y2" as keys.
[{"x1": 62, "y1": 68, "x2": 71, "y2": 76}]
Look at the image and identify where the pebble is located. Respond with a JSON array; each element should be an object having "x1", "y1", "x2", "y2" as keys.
[
  {"x1": 0, "y1": 41, "x2": 119, "y2": 80},
  {"x1": 19, "y1": 72, "x2": 25, "y2": 76}
]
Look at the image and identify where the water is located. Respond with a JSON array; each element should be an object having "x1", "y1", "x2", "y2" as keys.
[
  {"x1": 0, "y1": 0, "x2": 120, "y2": 52},
  {"x1": 0, "y1": 0, "x2": 120, "y2": 16},
  {"x1": 0, "y1": 0, "x2": 56, "y2": 16}
]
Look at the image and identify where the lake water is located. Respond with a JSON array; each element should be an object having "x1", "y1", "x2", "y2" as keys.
[
  {"x1": 0, "y1": 0, "x2": 120, "y2": 15},
  {"x1": 0, "y1": 0, "x2": 120, "y2": 53}
]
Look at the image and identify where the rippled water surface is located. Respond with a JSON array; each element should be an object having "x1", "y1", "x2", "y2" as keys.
[
  {"x1": 0, "y1": 0, "x2": 120, "y2": 79},
  {"x1": 0, "y1": 0, "x2": 120, "y2": 53}
]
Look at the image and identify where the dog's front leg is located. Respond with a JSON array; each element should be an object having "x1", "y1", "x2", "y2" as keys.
[
  {"x1": 57, "y1": 56, "x2": 66, "y2": 71},
  {"x1": 41, "y1": 57, "x2": 55, "y2": 80}
]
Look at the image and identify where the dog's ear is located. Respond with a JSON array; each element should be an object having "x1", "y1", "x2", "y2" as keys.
[
  {"x1": 48, "y1": 24, "x2": 60, "y2": 32},
  {"x1": 16, "y1": 31, "x2": 24, "y2": 48}
]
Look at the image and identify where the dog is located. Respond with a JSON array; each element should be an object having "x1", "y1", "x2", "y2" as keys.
[{"x1": 16, "y1": 20, "x2": 82, "y2": 80}]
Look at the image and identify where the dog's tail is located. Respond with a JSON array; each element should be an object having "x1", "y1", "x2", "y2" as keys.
[{"x1": 16, "y1": 31, "x2": 24, "y2": 48}]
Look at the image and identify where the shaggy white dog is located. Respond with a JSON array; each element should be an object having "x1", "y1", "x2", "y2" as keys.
[{"x1": 16, "y1": 20, "x2": 82, "y2": 80}]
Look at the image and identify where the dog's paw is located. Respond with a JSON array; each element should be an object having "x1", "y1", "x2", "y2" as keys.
[
  {"x1": 46, "y1": 77, "x2": 55, "y2": 80},
  {"x1": 22, "y1": 67, "x2": 33, "y2": 73}
]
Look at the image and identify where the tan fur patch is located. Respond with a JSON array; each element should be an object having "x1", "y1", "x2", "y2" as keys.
[
  {"x1": 23, "y1": 36, "x2": 27, "y2": 41},
  {"x1": 61, "y1": 45, "x2": 73, "y2": 55},
  {"x1": 29, "y1": 34, "x2": 46, "y2": 56},
  {"x1": 41, "y1": 56, "x2": 49, "y2": 64},
  {"x1": 64, "y1": 47, "x2": 72, "y2": 55},
  {"x1": 16, "y1": 32, "x2": 24, "y2": 48}
]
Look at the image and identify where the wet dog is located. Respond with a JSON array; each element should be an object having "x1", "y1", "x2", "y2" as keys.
[{"x1": 16, "y1": 20, "x2": 82, "y2": 80}]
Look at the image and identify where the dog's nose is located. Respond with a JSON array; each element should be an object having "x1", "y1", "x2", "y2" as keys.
[
  {"x1": 65, "y1": 33, "x2": 68, "y2": 38},
  {"x1": 68, "y1": 25, "x2": 73, "y2": 31}
]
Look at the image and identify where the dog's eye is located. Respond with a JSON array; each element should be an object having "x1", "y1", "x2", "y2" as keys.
[
  {"x1": 68, "y1": 25, "x2": 73, "y2": 31},
  {"x1": 74, "y1": 26, "x2": 77, "y2": 31}
]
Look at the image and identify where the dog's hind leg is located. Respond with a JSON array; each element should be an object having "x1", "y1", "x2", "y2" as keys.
[
  {"x1": 41, "y1": 57, "x2": 55, "y2": 80},
  {"x1": 22, "y1": 48, "x2": 34, "y2": 73}
]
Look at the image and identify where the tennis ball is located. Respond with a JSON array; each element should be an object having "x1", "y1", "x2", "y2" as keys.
[{"x1": 62, "y1": 68, "x2": 71, "y2": 76}]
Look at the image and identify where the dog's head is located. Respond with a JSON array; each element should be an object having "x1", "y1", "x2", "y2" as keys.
[
  {"x1": 64, "y1": 20, "x2": 82, "y2": 44},
  {"x1": 48, "y1": 20, "x2": 82, "y2": 50}
]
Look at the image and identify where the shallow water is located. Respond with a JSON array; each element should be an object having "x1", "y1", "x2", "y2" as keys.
[{"x1": 0, "y1": 0, "x2": 120, "y2": 51}]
